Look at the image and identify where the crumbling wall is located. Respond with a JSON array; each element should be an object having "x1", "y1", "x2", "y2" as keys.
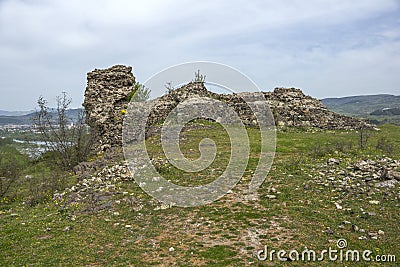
[
  {"x1": 146, "y1": 84, "x2": 370, "y2": 130},
  {"x1": 83, "y1": 65, "x2": 135, "y2": 152}
]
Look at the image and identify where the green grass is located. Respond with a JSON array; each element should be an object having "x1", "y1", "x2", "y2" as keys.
[{"x1": 1, "y1": 123, "x2": 400, "y2": 266}]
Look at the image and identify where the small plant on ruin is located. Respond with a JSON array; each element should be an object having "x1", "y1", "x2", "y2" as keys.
[
  {"x1": 165, "y1": 81, "x2": 175, "y2": 93},
  {"x1": 126, "y1": 82, "x2": 151, "y2": 102},
  {"x1": 193, "y1": 69, "x2": 206, "y2": 83}
]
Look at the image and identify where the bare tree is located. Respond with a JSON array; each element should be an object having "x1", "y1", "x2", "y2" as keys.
[
  {"x1": 165, "y1": 81, "x2": 175, "y2": 94},
  {"x1": 33, "y1": 92, "x2": 93, "y2": 170},
  {"x1": 358, "y1": 125, "x2": 372, "y2": 149}
]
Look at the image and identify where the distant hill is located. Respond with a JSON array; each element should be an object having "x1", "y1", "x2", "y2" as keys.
[
  {"x1": 0, "y1": 110, "x2": 35, "y2": 116},
  {"x1": 322, "y1": 94, "x2": 400, "y2": 116},
  {"x1": 322, "y1": 94, "x2": 400, "y2": 125},
  {"x1": 0, "y1": 108, "x2": 83, "y2": 125}
]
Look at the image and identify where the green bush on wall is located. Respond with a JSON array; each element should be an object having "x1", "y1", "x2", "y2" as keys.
[{"x1": 126, "y1": 82, "x2": 150, "y2": 102}]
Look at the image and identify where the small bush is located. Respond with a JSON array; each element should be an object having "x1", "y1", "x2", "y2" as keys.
[
  {"x1": 193, "y1": 69, "x2": 206, "y2": 83},
  {"x1": 165, "y1": 81, "x2": 174, "y2": 94},
  {"x1": 126, "y1": 82, "x2": 150, "y2": 102},
  {"x1": 0, "y1": 146, "x2": 27, "y2": 198},
  {"x1": 376, "y1": 137, "x2": 395, "y2": 155},
  {"x1": 27, "y1": 171, "x2": 67, "y2": 207}
]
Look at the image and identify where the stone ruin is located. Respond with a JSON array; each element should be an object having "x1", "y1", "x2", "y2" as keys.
[
  {"x1": 83, "y1": 65, "x2": 135, "y2": 151},
  {"x1": 83, "y1": 65, "x2": 371, "y2": 152},
  {"x1": 144, "y1": 83, "x2": 369, "y2": 130}
]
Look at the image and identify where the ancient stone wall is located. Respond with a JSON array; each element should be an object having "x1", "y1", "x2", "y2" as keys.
[
  {"x1": 83, "y1": 65, "x2": 135, "y2": 151},
  {"x1": 145, "y1": 83, "x2": 370, "y2": 130},
  {"x1": 83, "y1": 65, "x2": 370, "y2": 152}
]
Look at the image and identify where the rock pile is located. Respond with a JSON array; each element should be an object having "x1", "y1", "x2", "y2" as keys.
[
  {"x1": 262, "y1": 88, "x2": 370, "y2": 129},
  {"x1": 301, "y1": 156, "x2": 400, "y2": 240},
  {"x1": 54, "y1": 162, "x2": 135, "y2": 211},
  {"x1": 305, "y1": 157, "x2": 400, "y2": 200}
]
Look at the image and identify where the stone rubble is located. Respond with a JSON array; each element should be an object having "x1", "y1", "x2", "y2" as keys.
[
  {"x1": 305, "y1": 157, "x2": 400, "y2": 205},
  {"x1": 54, "y1": 162, "x2": 136, "y2": 211}
]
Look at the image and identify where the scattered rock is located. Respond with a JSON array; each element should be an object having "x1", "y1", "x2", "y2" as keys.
[
  {"x1": 390, "y1": 171, "x2": 400, "y2": 181},
  {"x1": 334, "y1": 202, "x2": 343, "y2": 210},
  {"x1": 375, "y1": 179, "x2": 398, "y2": 188},
  {"x1": 154, "y1": 203, "x2": 174, "y2": 210},
  {"x1": 326, "y1": 228, "x2": 334, "y2": 235},
  {"x1": 308, "y1": 157, "x2": 400, "y2": 204},
  {"x1": 328, "y1": 158, "x2": 340, "y2": 165},
  {"x1": 369, "y1": 200, "x2": 380, "y2": 205},
  {"x1": 380, "y1": 168, "x2": 389, "y2": 180},
  {"x1": 37, "y1": 235, "x2": 52, "y2": 240},
  {"x1": 352, "y1": 224, "x2": 359, "y2": 232},
  {"x1": 368, "y1": 232, "x2": 378, "y2": 240}
]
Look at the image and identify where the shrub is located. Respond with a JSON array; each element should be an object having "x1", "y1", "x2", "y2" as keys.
[
  {"x1": 193, "y1": 69, "x2": 206, "y2": 83},
  {"x1": 376, "y1": 137, "x2": 395, "y2": 155},
  {"x1": 126, "y1": 82, "x2": 150, "y2": 102},
  {"x1": 27, "y1": 171, "x2": 67, "y2": 206},
  {"x1": 0, "y1": 146, "x2": 27, "y2": 198}
]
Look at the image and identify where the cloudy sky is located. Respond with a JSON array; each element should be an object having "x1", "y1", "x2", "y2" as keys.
[{"x1": 0, "y1": 0, "x2": 399, "y2": 110}]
